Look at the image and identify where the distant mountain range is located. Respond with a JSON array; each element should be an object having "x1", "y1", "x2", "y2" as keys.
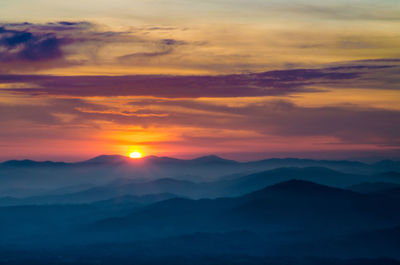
[
  {"x1": 1, "y1": 154, "x2": 400, "y2": 263},
  {"x1": 1, "y1": 155, "x2": 399, "y2": 197},
  {"x1": 93, "y1": 179, "x2": 400, "y2": 239},
  {"x1": 3, "y1": 154, "x2": 400, "y2": 170},
  {"x1": 0, "y1": 154, "x2": 239, "y2": 167},
  {"x1": 0, "y1": 175, "x2": 399, "y2": 263},
  {"x1": 1, "y1": 166, "x2": 400, "y2": 206}
]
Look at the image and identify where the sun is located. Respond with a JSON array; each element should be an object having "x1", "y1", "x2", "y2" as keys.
[{"x1": 129, "y1": 151, "x2": 143, "y2": 159}]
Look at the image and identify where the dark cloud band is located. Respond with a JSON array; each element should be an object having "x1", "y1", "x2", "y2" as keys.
[{"x1": 0, "y1": 63, "x2": 398, "y2": 98}]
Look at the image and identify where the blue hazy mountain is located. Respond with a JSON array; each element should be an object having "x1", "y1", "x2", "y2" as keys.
[
  {"x1": 1, "y1": 166, "x2": 400, "y2": 206},
  {"x1": 1, "y1": 156, "x2": 400, "y2": 264},
  {"x1": 93, "y1": 180, "x2": 400, "y2": 239},
  {"x1": 0, "y1": 189, "x2": 179, "y2": 206},
  {"x1": 0, "y1": 178, "x2": 399, "y2": 263},
  {"x1": 1, "y1": 155, "x2": 400, "y2": 198},
  {"x1": 0, "y1": 166, "x2": 390, "y2": 206}
]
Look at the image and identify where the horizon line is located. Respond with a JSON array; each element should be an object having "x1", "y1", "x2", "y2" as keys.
[{"x1": 0, "y1": 153, "x2": 398, "y2": 164}]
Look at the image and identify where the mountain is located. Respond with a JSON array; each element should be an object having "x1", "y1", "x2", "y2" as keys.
[
  {"x1": 94, "y1": 180, "x2": 400, "y2": 239},
  {"x1": 214, "y1": 166, "x2": 400, "y2": 197},
  {"x1": 90, "y1": 193, "x2": 178, "y2": 207},
  {"x1": 0, "y1": 179, "x2": 400, "y2": 262},
  {"x1": 65, "y1": 178, "x2": 200, "y2": 201},
  {"x1": 1, "y1": 155, "x2": 399, "y2": 198},
  {"x1": 0, "y1": 179, "x2": 189, "y2": 205},
  {"x1": 189, "y1": 155, "x2": 238, "y2": 165},
  {"x1": 80, "y1": 155, "x2": 132, "y2": 164},
  {"x1": 0, "y1": 193, "x2": 180, "y2": 244},
  {"x1": 0, "y1": 191, "x2": 178, "y2": 207},
  {"x1": 0, "y1": 155, "x2": 245, "y2": 196},
  {"x1": 0, "y1": 159, "x2": 67, "y2": 167},
  {"x1": 2, "y1": 166, "x2": 398, "y2": 206},
  {"x1": 220, "y1": 167, "x2": 362, "y2": 196},
  {"x1": 3, "y1": 155, "x2": 400, "y2": 171},
  {"x1": 79, "y1": 154, "x2": 237, "y2": 166}
]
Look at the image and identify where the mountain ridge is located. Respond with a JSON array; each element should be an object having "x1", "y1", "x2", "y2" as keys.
[
  {"x1": 2, "y1": 154, "x2": 400, "y2": 167},
  {"x1": 93, "y1": 179, "x2": 400, "y2": 237}
]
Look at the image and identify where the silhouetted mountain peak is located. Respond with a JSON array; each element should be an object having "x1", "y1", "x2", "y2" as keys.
[
  {"x1": 244, "y1": 179, "x2": 356, "y2": 201},
  {"x1": 1, "y1": 159, "x2": 66, "y2": 167},
  {"x1": 142, "y1": 154, "x2": 237, "y2": 165},
  {"x1": 143, "y1": 155, "x2": 183, "y2": 164},
  {"x1": 82, "y1": 155, "x2": 130, "y2": 164},
  {"x1": 191, "y1": 155, "x2": 238, "y2": 164},
  {"x1": 266, "y1": 179, "x2": 329, "y2": 191}
]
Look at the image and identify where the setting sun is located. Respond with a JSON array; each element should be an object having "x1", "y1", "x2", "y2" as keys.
[{"x1": 129, "y1": 151, "x2": 143, "y2": 159}]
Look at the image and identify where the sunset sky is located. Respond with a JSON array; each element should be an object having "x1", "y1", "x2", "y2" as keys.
[{"x1": 1, "y1": 0, "x2": 400, "y2": 161}]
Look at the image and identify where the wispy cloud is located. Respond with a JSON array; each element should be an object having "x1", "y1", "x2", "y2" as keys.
[{"x1": 1, "y1": 61, "x2": 399, "y2": 98}]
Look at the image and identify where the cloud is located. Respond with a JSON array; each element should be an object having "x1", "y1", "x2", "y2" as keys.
[
  {"x1": 0, "y1": 21, "x2": 137, "y2": 73},
  {"x1": 88, "y1": 98, "x2": 400, "y2": 147},
  {"x1": 2, "y1": 19, "x2": 398, "y2": 76},
  {"x1": 0, "y1": 22, "x2": 98, "y2": 72},
  {"x1": 117, "y1": 38, "x2": 187, "y2": 62},
  {"x1": 2, "y1": 94, "x2": 399, "y2": 148},
  {"x1": 1, "y1": 59, "x2": 399, "y2": 152},
  {"x1": 118, "y1": 49, "x2": 173, "y2": 60},
  {"x1": 0, "y1": 27, "x2": 64, "y2": 62},
  {"x1": 0, "y1": 21, "x2": 194, "y2": 73},
  {"x1": 0, "y1": 72, "x2": 319, "y2": 98},
  {"x1": 0, "y1": 21, "x2": 92, "y2": 31},
  {"x1": 1, "y1": 60, "x2": 399, "y2": 98}
]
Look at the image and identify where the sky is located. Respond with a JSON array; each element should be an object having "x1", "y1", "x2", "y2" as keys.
[{"x1": 0, "y1": 0, "x2": 400, "y2": 161}]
